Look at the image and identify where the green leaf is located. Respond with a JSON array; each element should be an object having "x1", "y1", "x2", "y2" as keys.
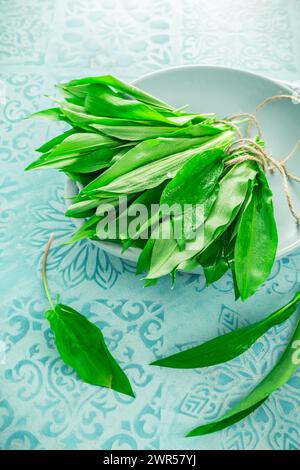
[
  {"x1": 234, "y1": 169, "x2": 278, "y2": 300},
  {"x1": 117, "y1": 182, "x2": 167, "y2": 240},
  {"x1": 45, "y1": 132, "x2": 118, "y2": 157},
  {"x1": 59, "y1": 101, "x2": 206, "y2": 129},
  {"x1": 35, "y1": 129, "x2": 77, "y2": 153},
  {"x1": 146, "y1": 160, "x2": 256, "y2": 280},
  {"x1": 65, "y1": 199, "x2": 100, "y2": 218},
  {"x1": 84, "y1": 84, "x2": 176, "y2": 124},
  {"x1": 65, "y1": 215, "x2": 101, "y2": 244},
  {"x1": 187, "y1": 314, "x2": 300, "y2": 436},
  {"x1": 26, "y1": 131, "x2": 122, "y2": 171},
  {"x1": 160, "y1": 148, "x2": 225, "y2": 243},
  {"x1": 199, "y1": 233, "x2": 230, "y2": 285},
  {"x1": 91, "y1": 122, "x2": 224, "y2": 141},
  {"x1": 60, "y1": 103, "x2": 153, "y2": 129},
  {"x1": 29, "y1": 107, "x2": 63, "y2": 121},
  {"x1": 136, "y1": 238, "x2": 156, "y2": 275},
  {"x1": 152, "y1": 291, "x2": 300, "y2": 369},
  {"x1": 46, "y1": 303, "x2": 134, "y2": 397},
  {"x1": 160, "y1": 148, "x2": 224, "y2": 208},
  {"x1": 203, "y1": 162, "x2": 258, "y2": 249},
  {"x1": 82, "y1": 135, "x2": 217, "y2": 192},
  {"x1": 81, "y1": 132, "x2": 234, "y2": 197},
  {"x1": 26, "y1": 147, "x2": 117, "y2": 172},
  {"x1": 60, "y1": 74, "x2": 174, "y2": 111}
]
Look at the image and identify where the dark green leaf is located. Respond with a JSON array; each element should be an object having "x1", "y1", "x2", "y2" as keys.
[
  {"x1": 146, "y1": 160, "x2": 256, "y2": 280},
  {"x1": 234, "y1": 169, "x2": 278, "y2": 301},
  {"x1": 46, "y1": 303, "x2": 134, "y2": 397},
  {"x1": 152, "y1": 291, "x2": 300, "y2": 369},
  {"x1": 65, "y1": 215, "x2": 101, "y2": 244},
  {"x1": 187, "y1": 314, "x2": 300, "y2": 436}
]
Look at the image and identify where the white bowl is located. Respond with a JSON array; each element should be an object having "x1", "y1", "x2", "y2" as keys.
[{"x1": 65, "y1": 65, "x2": 300, "y2": 263}]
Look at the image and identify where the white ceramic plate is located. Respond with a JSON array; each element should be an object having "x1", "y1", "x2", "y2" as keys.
[{"x1": 65, "y1": 65, "x2": 300, "y2": 264}]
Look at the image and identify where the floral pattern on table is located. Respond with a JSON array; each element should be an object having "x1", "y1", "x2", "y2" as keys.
[{"x1": 0, "y1": 0, "x2": 300, "y2": 450}]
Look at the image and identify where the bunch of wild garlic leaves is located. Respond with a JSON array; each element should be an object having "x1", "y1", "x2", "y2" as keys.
[{"x1": 27, "y1": 75, "x2": 277, "y2": 302}]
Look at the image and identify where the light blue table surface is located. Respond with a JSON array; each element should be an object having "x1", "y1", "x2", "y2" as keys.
[{"x1": 1, "y1": 0, "x2": 300, "y2": 450}]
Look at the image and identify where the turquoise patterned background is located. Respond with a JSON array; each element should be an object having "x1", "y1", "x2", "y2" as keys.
[{"x1": 1, "y1": 0, "x2": 300, "y2": 450}]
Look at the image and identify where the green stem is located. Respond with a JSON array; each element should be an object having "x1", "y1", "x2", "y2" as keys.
[{"x1": 42, "y1": 234, "x2": 55, "y2": 310}]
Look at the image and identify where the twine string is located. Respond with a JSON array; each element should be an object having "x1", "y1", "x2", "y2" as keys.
[
  {"x1": 225, "y1": 136, "x2": 300, "y2": 224},
  {"x1": 223, "y1": 94, "x2": 300, "y2": 224}
]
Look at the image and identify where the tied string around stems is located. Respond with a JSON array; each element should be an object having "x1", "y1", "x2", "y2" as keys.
[
  {"x1": 223, "y1": 94, "x2": 300, "y2": 225},
  {"x1": 225, "y1": 138, "x2": 300, "y2": 224}
]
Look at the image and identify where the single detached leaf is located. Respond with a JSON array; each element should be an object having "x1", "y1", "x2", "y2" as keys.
[
  {"x1": 235, "y1": 169, "x2": 278, "y2": 301},
  {"x1": 46, "y1": 303, "x2": 134, "y2": 397},
  {"x1": 187, "y1": 314, "x2": 300, "y2": 436},
  {"x1": 152, "y1": 291, "x2": 300, "y2": 368}
]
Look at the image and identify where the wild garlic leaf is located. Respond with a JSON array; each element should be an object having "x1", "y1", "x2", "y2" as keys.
[
  {"x1": 35, "y1": 129, "x2": 77, "y2": 153},
  {"x1": 81, "y1": 132, "x2": 234, "y2": 198},
  {"x1": 117, "y1": 182, "x2": 167, "y2": 240},
  {"x1": 27, "y1": 147, "x2": 118, "y2": 172},
  {"x1": 84, "y1": 84, "x2": 175, "y2": 124},
  {"x1": 29, "y1": 107, "x2": 63, "y2": 121},
  {"x1": 160, "y1": 148, "x2": 224, "y2": 208},
  {"x1": 46, "y1": 304, "x2": 134, "y2": 397},
  {"x1": 152, "y1": 291, "x2": 300, "y2": 369},
  {"x1": 198, "y1": 231, "x2": 230, "y2": 285},
  {"x1": 60, "y1": 74, "x2": 174, "y2": 111},
  {"x1": 187, "y1": 314, "x2": 300, "y2": 436},
  {"x1": 203, "y1": 161, "x2": 258, "y2": 249},
  {"x1": 44, "y1": 132, "x2": 119, "y2": 157},
  {"x1": 83, "y1": 135, "x2": 216, "y2": 191},
  {"x1": 65, "y1": 215, "x2": 101, "y2": 244},
  {"x1": 146, "y1": 160, "x2": 257, "y2": 280},
  {"x1": 60, "y1": 103, "x2": 155, "y2": 129},
  {"x1": 65, "y1": 199, "x2": 100, "y2": 218},
  {"x1": 91, "y1": 122, "x2": 224, "y2": 142},
  {"x1": 136, "y1": 238, "x2": 156, "y2": 275},
  {"x1": 160, "y1": 148, "x2": 225, "y2": 244},
  {"x1": 234, "y1": 169, "x2": 278, "y2": 301}
]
